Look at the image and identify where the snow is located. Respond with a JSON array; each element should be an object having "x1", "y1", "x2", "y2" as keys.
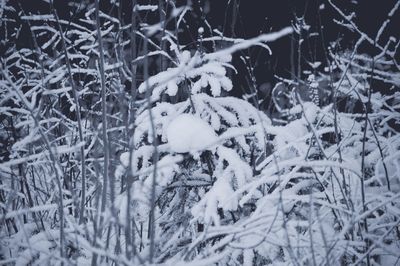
[
  {"x1": 4, "y1": 3, "x2": 400, "y2": 265},
  {"x1": 137, "y1": 50, "x2": 234, "y2": 100},
  {"x1": 134, "y1": 5, "x2": 158, "y2": 12},
  {"x1": 308, "y1": 61, "x2": 322, "y2": 69},
  {"x1": 166, "y1": 114, "x2": 218, "y2": 153},
  {"x1": 191, "y1": 176, "x2": 237, "y2": 226},
  {"x1": 198, "y1": 27, "x2": 204, "y2": 35}
]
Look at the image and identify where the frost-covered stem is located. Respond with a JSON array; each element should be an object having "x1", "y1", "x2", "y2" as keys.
[
  {"x1": 271, "y1": 152, "x2": 298, "y2": 266},
  {"x1": 332, "y1": 37, "x2": 363, "y2": 200},
  {"x1": 328, "y1": 0, "x2": 386, "y2": 54},
  {"x1": 316, "y1": 8, "x2": 344, "y2": 193},
  {"x1": 240, "y1": 55, "x2": 260, "y2": 110},
  {"x1": 92, "y1": 0, "x2": 110, "y2": 264},
  {"x1": 278, "y1": 179, "x2": 298, "y2": 266},
  {"x1": 50, "y1": 1, "x2": 86, "y2": 225},
  {"x1": 159, "y1": 0, "x2": 166, "y2": 72},
  {"x1": 113, "y1": 1, "x2": 124, "y2": 257},
  {"x1": 143, "y1": 36, "x2": 159, "y2": 263},
  {"x1": 367, "y1": 121, "x2": 390, "y2": 191},
  {"x1": 375, "y1": 0, "x2": 400, "y2": 44},
  {"x1": 297, "y1": 30, "x2": 302, "y2": 80},
  {"x1": 21, "y1": 166, "x2": 38, "y2": 226},
  {"x1": 290, "y1": 34, "x2": 296, "y2": 80},
  {"x1": 297, "y1": 95, "x2": 327, "y2": 158},
  {"x1": 313, "y1": 176, "x2": 331, "y2": 266},
  {"x1": 19, "y1": 5, "x2": 48, "y2": 94},
  {"x1": 246, "y1": 71, "x2": 298, "y2": 265},
  {"x1": 12, "y1": 22, "x2": 47, "y2": 229},
  {"x1": 2, "y1": 70, "x2": 66, "y2": 265},
  {"x1": 231, "y1": 0, "x2": 238, "y2": 37},
  {"x1": 308, "y1": 191, "x2": 317, "y2": 266},
  {"x1": 95, "y1": 0, "x2": 110, "y2": 213},
  {"x1": 332, "y1": 79, "x2": 349, "y2": 201},
  {"x1": 360, "y1": 46, "x2": 376, "y2": 266},
  {"x1": 125, "y1": 0, "x2": 139, "y2": 258},
  {"x1": 352, "y1": 89, "x2": 391, "y2": 192},
  {"x1": 185, "y1": 79, "x2": 196, "y2": 113},
  {"x1": 318, "y1": 3, "x2": 348, "y2": 197},
  {"x1": 300, "y1": 96, "x2": 350, "y2": 213},
  {"x1": 204, "y1": 27, "x2": 292, "y2": 61},
  {"x1": 354, "y1": 219, "x2": 400, "y2": 265}
]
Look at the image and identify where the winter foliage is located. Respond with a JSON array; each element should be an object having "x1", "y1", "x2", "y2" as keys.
[{"x1": 0, "y1": 0, "x2": 400, "y2": 265}]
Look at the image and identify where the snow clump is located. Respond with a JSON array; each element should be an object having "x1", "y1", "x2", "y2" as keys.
[{"x1": 166, "y1": 114, "x2": 218, "y2": 153}]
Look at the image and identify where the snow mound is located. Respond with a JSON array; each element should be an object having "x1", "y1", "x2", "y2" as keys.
[{"x1": 166, "y1": 114, "x2": 218, "y2": 153}]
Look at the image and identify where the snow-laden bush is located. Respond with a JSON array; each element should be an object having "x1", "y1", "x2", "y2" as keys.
[
  {"x1": 113, "y1": 39, "x2": 400, "y2": 264},
  {"x1": 115, "y1": 49, "x2": 273, "y2": 259}
]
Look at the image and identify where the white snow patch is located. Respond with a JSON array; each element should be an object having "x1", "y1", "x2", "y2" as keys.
[{"x1": 166, "y1": 114, "x2": 218, "y2": 153}]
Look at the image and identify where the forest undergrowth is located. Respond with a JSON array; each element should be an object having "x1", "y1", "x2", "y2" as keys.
[{"x1": 0, "y1": 0, "x2": 400, "y2": 265}]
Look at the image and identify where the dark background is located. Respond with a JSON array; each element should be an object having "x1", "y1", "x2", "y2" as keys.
[{"x1": 9, "y1": 0, "x2": 400, "y2": 95}]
